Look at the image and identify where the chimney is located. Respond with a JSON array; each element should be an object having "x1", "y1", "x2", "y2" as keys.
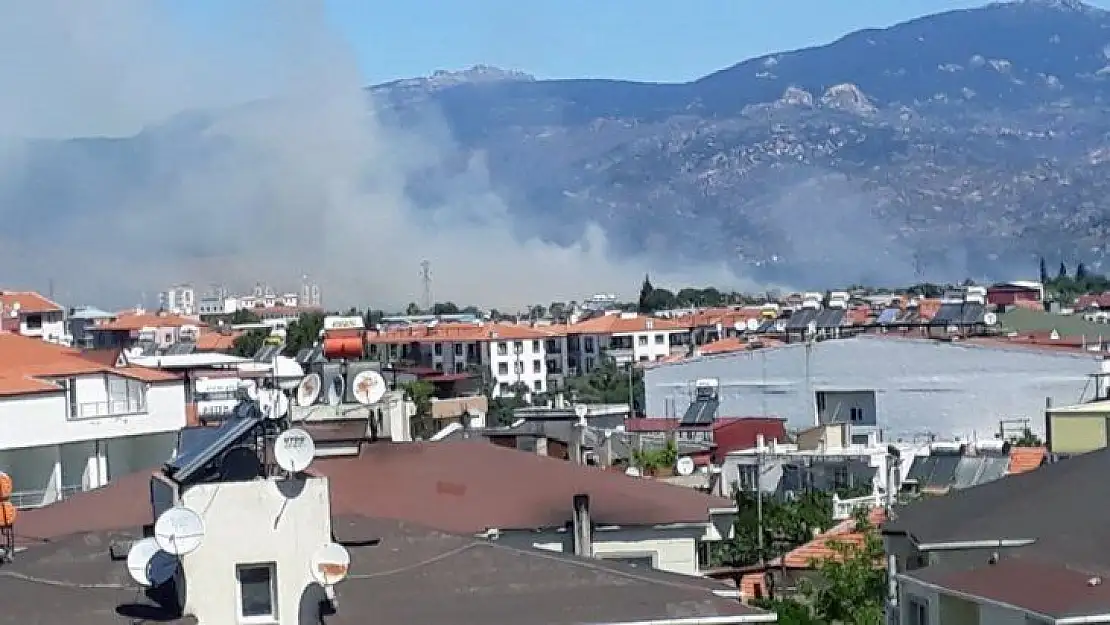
[
  {"x1": 572, "y1": 494, "x2": 593, "y2": 557},
  {"x1": 756, "y1": 433, "x2": 765, "y2": 451}
]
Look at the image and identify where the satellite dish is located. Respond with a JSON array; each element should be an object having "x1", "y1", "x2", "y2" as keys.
[
  {"x1": 574, "y1": 404, "x2": 589, "y2": 419},
  {"x1": 309, "y1": 542, "x2": 352, "y2": 586},
  {"x1": 806, "y1": 320, "x2": 818, "y2": 335},
  {"x1": 240, "y1": 380, "x2": 259, "y2": 401},
  {"x1": 274, "y1": 356, "x2": 306, "y2": 390},
  {"x1": 258, "y1": 389, "x2": 289, "y2": 420},
  {"x1": 624, "y1": 466, "x2": 642, "y2": 478},
  {"x1": 325, "y1": 375, "x2": 345, "y2": 406},
  {"x1": 676, "y1": 456, "x2": 696, "y2": 477},
  {"x1": 297, "y1": 373, "x2": 322, "y2": 406},
  {"x1": 746, "y1": 318, "x2": 760, "y2": 332},
  {"x1": 351, "y1": 370, "x2": 386, "y2": 405},
  {"x1": 126, "y1": 537, "x2": 178, "y2": 587},
  {"x1": 154, "y1": 506, "x2": 206, "y2": 556},
  {"x1": 983, "y1": 312, "x2": 998, "y2": 326},
  {"x1": 274, "y1": 428, "x2": 316, "y2": 473}
]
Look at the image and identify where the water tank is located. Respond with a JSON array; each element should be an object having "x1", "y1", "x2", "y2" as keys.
[{"x1": 322, "y1": 336, "x2": 363, "y2": 360}]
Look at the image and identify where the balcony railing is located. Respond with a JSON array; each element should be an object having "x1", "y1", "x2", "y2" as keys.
[
  {"x1": 10, "y1": 485, "x2": 81, "y2": 509},
  {"x1": 75, "y1": 398, "x2": 147, "y2": 419},
  {"x1": 832, "y1": 492, "x2": 883, "y2": 520}
]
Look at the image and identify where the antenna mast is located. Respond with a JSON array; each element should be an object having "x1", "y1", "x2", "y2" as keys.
[{"x1": 420, "y1": 260, "x2": 433, "y2": 312}]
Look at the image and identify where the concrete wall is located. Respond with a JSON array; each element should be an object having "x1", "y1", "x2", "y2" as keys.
[
  {"x1": 504, "y1": 525, "x2": 705, "y2": 576},
  {"x1": 899, "y1": 577, "x2": 1041, "y2": 625},
  {"x1": 181, "y1": 477, "x2": 332, "y2": 625},
  {"x1": 645, "y1": 336, "x2": 1098, "y2": 439}
]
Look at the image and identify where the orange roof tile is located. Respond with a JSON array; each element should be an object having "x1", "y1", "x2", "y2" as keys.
[
  {"x1": 0, "y1": 290, "x2": 62, "y2": 314},
  {"x1": 699, "y1": 337, "x2": 747, "y2": 355},
  {"x1": 0, "y1": 332, "x2": 179, "y2": 396},
  {"x1": 681, "y1": 307, "x2": 766, "y2": 329},
  {"x1": 365, "y1": 322, "x2": 555, "y2": 345},
  {"x1": 97, "y1": 311, "x2": 203, "y2": 331},
  {"x1": 847, "y1": 305, "x2": 872, "y2": 326},
  {"x1": 780, "y1": 507, "x2": 886, "y2": 569},
  {"x1": 1007, "y1": 446, "x2": 1046, "y2": 475},
  {"x1": 195, "y1": 330, "x2": 240, "y2": 352},
  {"x1": 567, "y1": 314, "x2": 691, "y2": 335}
]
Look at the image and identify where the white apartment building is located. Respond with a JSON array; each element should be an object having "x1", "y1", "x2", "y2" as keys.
[
  {"x1": 160, "y1": 284, "x2": 196, "y2": 316},
  {"x1": 0, "y1": 333, "x2": 187, "y2": 508},
  {"x1": 566, "y1": 312, "x2": 691, "y2": 371},
  {"x1": 0, "y1": 290, "x2": 66, "y2": 344},
  {"x1": 366, "y1": 323, "x2": 562, "y2": 398}
]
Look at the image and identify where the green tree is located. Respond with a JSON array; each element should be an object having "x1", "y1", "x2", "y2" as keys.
[
  {"x1": 548, "y1": 302, "x2": 567, "y2": 320},
  {"x1": 230, "y1": 309, "x2": 260, "y2": 324},
  {"x1": 1058, "y1": 261, "x2": 1068, "y2": 280},
  {"x1": 405, "y1": 302, "x2": 421, "y2": 315},
  {"x1": 431, "y1": 302, "x2": 460, "y2": 315},
  {"x1": 282, "y1": 312, "x2": 325, "y2": 357},
  {"x1": 1039, "y1": 256, "x2": 1049, "y2": 284},
  {"x1": 231, "y1": 329, "x2": 269, "y2": 358},
  {"x1": 564, "y1": 357, "x2": 644, "y2": 413},
  {"x1": 1077, "y1": 262, "x2": 1089, "y2": 281},
  {"x1": 400, "y1": 379, "x2": 437, "y2": 439},
  {"x1": 638, "y1": 274, "x2": 655, "y2": 313},
  {"x1": 488, "y1": 382, "x2": 530, "y2": 425},
  {"x1": 1008, "y1": 427, "x2": 1043, "y2": 447}
]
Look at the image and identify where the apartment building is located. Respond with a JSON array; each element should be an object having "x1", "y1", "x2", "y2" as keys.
[
  {"x1": 87, "y1": 310, "x2": 203, "y2": 350},
  {"x1": 0, "y1": 332, "x2": 186, "y2": 508},
  {"x1": 565, "y1": 312, "x2": 691, "y2": 372},
  {"x1": 365, "y1": 323, "x2": 561, "y2": 398},
  {"x1": 0, "y1": 290, "x2": 66, "y2": 344}
]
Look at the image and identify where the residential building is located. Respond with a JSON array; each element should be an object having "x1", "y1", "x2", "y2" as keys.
[
  {"x1": 645, "y1": 334, "x2": 1104, "y2": 440},
  {"x1": 66, "y1": 306, "x2": 115, "y2": 348},
  {"x1": 0, "y1": 333, "x2": 185, "y2": 508},
  {"x1": 566, "y1": 312, "x2": 691, "y2": 372},
  {"x1": 159, "y1": 283, "x2": 196, "y2": 316},
  {"x1": 365, "y1": 323, "x2": 561, "y2": 397},
  {"x1": 6, "y1": 445, "x2": 772, "y2": 624},
  {"x1": 1044, "y1": 397, "x2": 1110, "y2": 456},
  {"x1": 987, "y1": 281, "x2": 1043, "y2": 307},
  {"x1": 883, "y1": 446, "x2": 1110, "y2": 625},
  {"x1": 0, "y1": 290, "x2": 65, "y2": 344},
  {"x1": 624, "y1": 416, "x2": 789, "y2": 463},
  {"x1": 87, "y1": 309, "x2": 202, "y2": 350}
]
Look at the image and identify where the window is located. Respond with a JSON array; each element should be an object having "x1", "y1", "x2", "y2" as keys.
[
  {"x1": 433, "y1": 342, "x2": 442, "y2": 356},
  {"x1": 599, "y1": 554, "x2": 655, "y2": 568},
  {"x1": 638, "y1": 335, "x2": 648, "y2": 346},
  {"x1": 532, "y1": 340, "x2": 541, "y2": 352},
  {"x1": 497, "y1": 342, "x2": 508, "y2": 356},
  {"x1": 532, "y1": 359, "x2": 542, "y2": 373},
  {"x1": 737, "y1": 465, "x2": 759, "y2": 492},
  {"x1": 236, "y1": 563, "x2": 276, "y2": 621},
  {"x1": 513, "y1": 341, "x2": 523, "y2": 354},
  {"x1": 584, "y1": 337, "x2": 595, "y2": 352},
  {"x1": 454, "y1": 343, "x2": 463, "y2": 356},
  {"x1": 850, "y1": 407, "x2": 864, "y2": 422},
  {"x1": 815, "y1": 391, "x2": 827, "y2": 412},
  {"x1": 906, "y1": 597, "x2": 928, "y2": 625},
  {"x1": 499, "y1": 382, "x2": 510, "y2": 395},
  {"x1": 514, "y1": 361, "x2": 524, "y2": 374},
  {"x1": 533, "y1": 380, "x2": 542, "y2": 392},
  {"x1": 654, "y1": 334, "x2": 665, "y2": 344},
  {"x1": 454, "y1": 362, "x2": 464, "y2": 373},
  {"x1": 498, "y1": 363, "x2": 509, "y2": 375}
]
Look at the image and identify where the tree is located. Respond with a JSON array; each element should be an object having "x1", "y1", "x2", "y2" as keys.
[
  {"x1": 1077, "y1": 262, "x2": 1089, "y2": 281},
  {"x1": 282, "y1": 312, "x2": 325, "y2": 356},
  {"x1": 638, "y1": 274, "x2": 655, "y2": 313},
  {"x1": 564, "y1": 357, "x2": 644, "y2": 413},
  {"x1": 1008, "y1": 427, "x2": 1043, "y2": 447},
  {"x1": 1058, "y1": 261, "x2": 1069, "y2": 280},
  {"x1": 400, "y1": 380, "x2": 436, "y2": 439},
  {"x1": 404, "y1": 302, "x2": 421, "y2": 315},
  {"x1": 1039, "y1": 256, "x2": 1049, "y2": 284},
  {"x1": 431, "y1": 302, "x2": 460, "y2": 315},
  {"x1": 231, "y1": 329, "x2": 268, "y2": 358},
  {"x1": 230, "y1": 308, "x2": 260, "y2": 324}
]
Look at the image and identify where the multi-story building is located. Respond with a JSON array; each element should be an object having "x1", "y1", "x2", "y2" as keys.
[
  {"x1": 0, "y1": 290, "x2": 66, "y2": 344},
  {"x1": 88, "y1": 309, "x2": 203, "y2": 350},
  {"x1": 0, "y1": 332, "x2": 186, "y2": 508},
  {"x1": 365, "y1": 323, "x2": 560, "y2": 398},
  {"x1": 159, "y1": 284, "x2": 196, "y2": 316},
  {"x1": 565, "y1": 312, "x2": 691, "y2": 373}
]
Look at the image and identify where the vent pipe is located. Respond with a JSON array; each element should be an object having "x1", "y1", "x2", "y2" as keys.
[{"x1": 572, "y1": 494, "x2": 593, "y2": 557}]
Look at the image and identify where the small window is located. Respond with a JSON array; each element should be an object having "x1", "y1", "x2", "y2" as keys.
[
  {"x1": 638, "y1": 335, "x2": 648, "y2": 346},
  {"x1": 532, "y1": 340, "x2": 541, "y2": 352},
  {"x1": 533, "y1": 380, "x2": 542, "y2": 392},
  {"x1": 654, "y1": 334, "x2": 665, "y2": 344},
  {"x1": 532, "y1": 359, "x2": 542, "y2": 373},
  {"x1": 454, "y1": 343, "x2": 463, "y2": 356},
  {"x1": 498, "y1": 363, "x2": 508, "y2": 375},
  {"x1": 237, "y1": 563, "x2": 276, "y2": 621},
  {"x1": 497, "y1": 342, "x2": 508, "y2": 356},
  {"x1": 513, "y1": 340, "x2": 523, "y2": 354},
  {"x1": 433, "y1": 342, "x2": 442, "y2": 356},
  {"x1": 850, "y1": 407, "x2": 863, "y2": 422}
]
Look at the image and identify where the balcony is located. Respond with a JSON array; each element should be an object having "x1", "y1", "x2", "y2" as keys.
[
  {"x1": 75, "y1": 397, "x2": 147, "y2": 419},
  {"x1": 832, "y1": 492, "x2": 883, "y2": 520}
]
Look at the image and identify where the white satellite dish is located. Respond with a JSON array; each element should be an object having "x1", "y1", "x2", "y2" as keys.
[
  {"x1": 258, "y1": 389, "x2": 289, "y2": 420},
  {"x1": 126, "y1": 537, "x2": 178, "y2": 587},
  {"x1": 154, "y1": 506, "x2": 206, "y2": 556},
  {"x1": 274, "y1": 428, "x2": 316, "y2": 473},
  {"x1": 746, "y1": 318, "x2": 760, "y2": 332},
  {"x1": 574, "y1": 404, "x2": 589, "y2": 420},
  {"x1": 309, "y1": 542, "x2": 352, "y2": 586},
  {"x1": 351, "y1": 370, "x2": 386, "y2": 405},
  {"x1": 274, "y1": 356, "x2": 305, "y2": 391},
  {"x1": 675, "y1": 456, "x2": 696, "y2": 477},
  {"x1": 624, "y1": 466, "x2": 642, "y2": 478},
  {"x1": 325, "y1": 375, "x2": 345, "y2": 406},
  {"x1": 297, "y1": 373, "x2": 321, "y2": 406},
  {"x1": 983, "y1": 312, "x2": 998, "y2": 326},
  {"x1": 806, "y1": 320, "x2": 818, "y2": 335}
]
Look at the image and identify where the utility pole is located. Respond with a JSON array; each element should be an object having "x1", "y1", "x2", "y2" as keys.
[
  {"x1": 756, "y1": 438, "x2": 765, "y2": 565},
  {"x1": 419, "y1": 260, "x2": 433, "y2": 312},
  {"x1": 885, "y1": 445, "x2": 901, "y2": 625}
]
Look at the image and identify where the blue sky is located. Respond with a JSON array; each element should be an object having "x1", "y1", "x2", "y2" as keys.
[{"x1": 325, "y1": 0, "x2": 1110, "y2": 84}]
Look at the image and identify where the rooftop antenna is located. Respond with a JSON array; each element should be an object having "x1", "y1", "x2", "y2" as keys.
[{"x1": 420, "y1": 260, "x2": 433, "y2": 312}]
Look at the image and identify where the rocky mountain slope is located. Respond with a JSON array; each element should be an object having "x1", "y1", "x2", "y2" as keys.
[{"x1": 371, "y1": 0, "x2": 1110, "y2": 286}]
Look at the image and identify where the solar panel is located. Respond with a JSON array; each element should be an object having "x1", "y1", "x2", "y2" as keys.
[
  {"x1": 877, "y1": 308, "x2": 899, "y2": 324},
  {"x1": 952, "y1": 457, "x2": 985, "y2": 489},
  {"x1": 165, "y1": 342, "x2": 196, "y2": 356},
  {"x1": 931, "y1": 304, "x2": 963, "y2": 325},
  {"x1": 679, "y1": 398, "x2": 719, "y2": 426},
  {"x1": 818, "y1": 309, "x2": 846, "y2": 329},
  {"x1": 164, "y1": 403, "x2": 263, "y2": 484},
  {"x1": 904, "y1": 456, "x2": 935, "y2": 483},
  {"x1": 254, "y1": 345, "x2": 279, "y2": 362},
  {"x1": 756, "y1": 320, "x2": 777, "y2": 333},
  {"x1": 925, "y1": 455, "x2": 960, "y2": 490},
  {"x1": 975, "y1": 457, "x2": 1009, "y2": 485},
  {"x1": 960, "y1": 303, "x2": 985, "y2": 325}
]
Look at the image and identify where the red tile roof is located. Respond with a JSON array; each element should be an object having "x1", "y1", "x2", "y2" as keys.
[
  {"x1": 779, "y1": 507, "x2": 886, "y2": 569},
  {"x1": 0, "y1": 290, "x2": 62, "y2": 314},
  {"x1": 1007, "y1": 446, "x2": 1046, "y2": 475},
  {"x1": 97, "y1": 311, "x2": 203, "y2": 331},
  {"x1": 566, "y1": 314, "x2": 691, "y2": 335}
]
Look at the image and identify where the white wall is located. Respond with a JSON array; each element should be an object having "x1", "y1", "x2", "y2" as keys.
[
  {"x1": 181, "y1": 477, "x2": 332, "y2": 625},
  {"x1": 486, "y1": 338, "x2": 548, "y2": 397},
  {"x1": 504, "y1": 525, "x2": 705, "y2": 576},
  {"x1": 645, "y1": 336, "x2": 1099, "y2": 439},
  {"x1": 19, "y1": 311, "x2": 65, "y2": 343},
  {"x1": 899, "y1": 577, "x2": 1038, "y2": 625},
  {"x1": 0, "y1": 378, "x2": 186, "y2": 449}
]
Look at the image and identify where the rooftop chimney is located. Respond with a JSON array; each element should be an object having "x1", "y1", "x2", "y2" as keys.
[{"x1": 572, "y1": 494, "x2": 593, "y2": 557}]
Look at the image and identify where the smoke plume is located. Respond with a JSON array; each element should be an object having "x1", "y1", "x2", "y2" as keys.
[{"x1": 0, "y1": 0, "x2": 759, "y2": 310}]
